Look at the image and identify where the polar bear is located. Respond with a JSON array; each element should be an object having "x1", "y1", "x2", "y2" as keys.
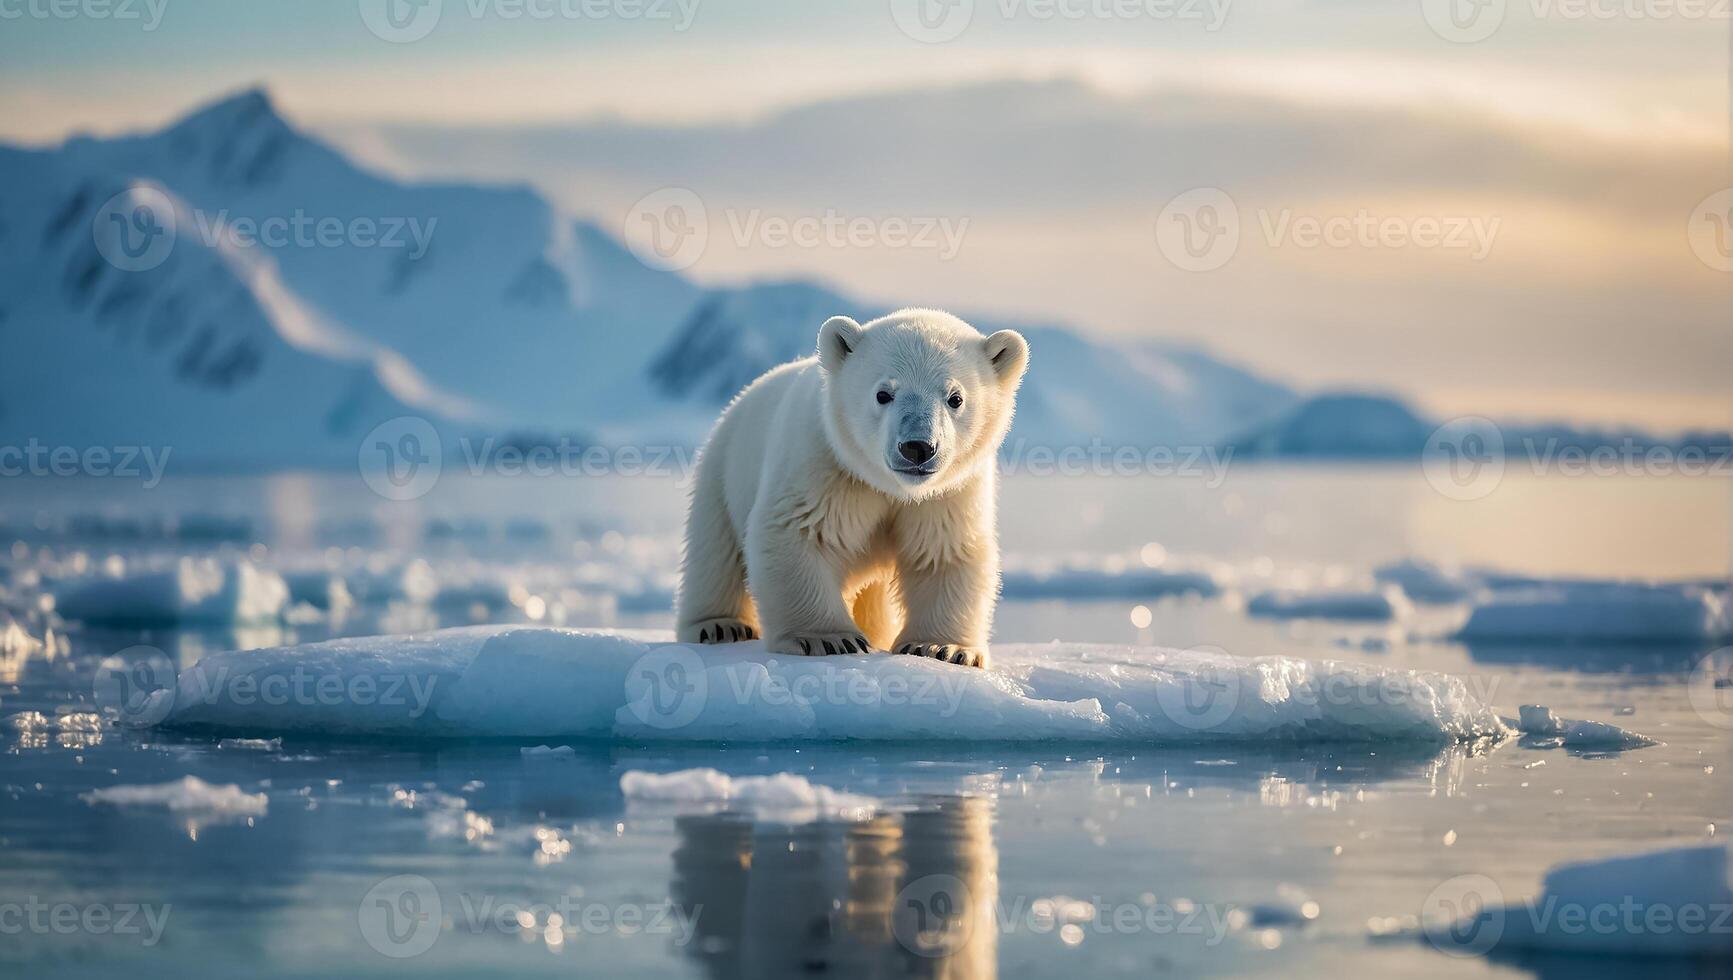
[{"x1": 674, "y1": 309, "x2": 1029, "y2": 669}]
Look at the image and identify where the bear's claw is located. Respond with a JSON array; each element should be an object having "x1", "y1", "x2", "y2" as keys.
[
  {"x1": 782, "y1": 632, "x2": 871, "y2": 657},
  {"x1": 684, "y1": 619, "x2": 758, "y2": 645},
  {"x1": 894, "y1": 642, "x2": 986, "y2": 669}
]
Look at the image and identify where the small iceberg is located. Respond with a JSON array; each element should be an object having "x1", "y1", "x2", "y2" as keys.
[
  {"x1": 1416, "y1": 842, "x2": 1733, "y2": 957},
  {"x1": 1515, "y1": 704, "x2": 1660, "y2": 750},
  {"x1": 1459, "y1": 582, "x2": 1729, "y2": 644},
  {"x1": 81, "y1": 775, "x2": 268, "y2": 816},
  {"x1": 620, "y1": 768, "x2": 879, "y2": 821},
  {"x1": 54, "y1": 558, "x2": 288, "y2": 626},
  {"x1": 157, "y1": 626, "x2": 1510, "y2": 743},
  {"x1": 1247, "y1": 587, "x2": 1408, "y2": 622}
]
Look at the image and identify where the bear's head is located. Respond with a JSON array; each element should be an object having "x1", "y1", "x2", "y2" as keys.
[{"x1": 817, "y1": 309, "x2": 1029, "y2": 500}]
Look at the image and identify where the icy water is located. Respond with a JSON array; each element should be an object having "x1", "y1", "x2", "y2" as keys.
[{"x1": 2, "y1": 467, "x2": 1730, "y2": 978}]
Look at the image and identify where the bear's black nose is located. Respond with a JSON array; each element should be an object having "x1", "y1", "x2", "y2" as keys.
[{"x1": 897, "y1": 440, "x2": 936, "y2": 466}]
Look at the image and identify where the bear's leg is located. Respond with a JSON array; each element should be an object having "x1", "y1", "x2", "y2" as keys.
[
  {"x1": 746, "y1": 522, "x2": 869, "y2": 657},
  {"x1": 890, "y1": 554, "x2": 993, "y2": 669},
  {"x1": 674, "y1": 468, "x2": 759, "y2": 645},
  {"x1": 849, "y1": 579, "x2": 901, "y2": 652}
]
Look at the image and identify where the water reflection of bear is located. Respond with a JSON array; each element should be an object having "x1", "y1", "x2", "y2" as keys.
[{"x1": 672, "y1": 796, "x2": 998, "y2": 979}]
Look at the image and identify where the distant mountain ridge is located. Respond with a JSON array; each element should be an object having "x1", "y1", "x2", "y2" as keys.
[{"x1": 0, "y1": 87, "x2": 1304, "y2": 466}]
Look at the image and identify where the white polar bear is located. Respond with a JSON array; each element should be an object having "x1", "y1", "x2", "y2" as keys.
[{"x1": 674, "y1": 309, "x2": 1030, "y2": 669}]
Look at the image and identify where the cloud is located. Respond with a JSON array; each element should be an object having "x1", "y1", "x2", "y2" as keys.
[{"x1": 320, "y1": 77, "x2": 1729, "y2": 428}]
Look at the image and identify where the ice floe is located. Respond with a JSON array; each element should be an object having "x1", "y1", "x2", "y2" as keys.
[
  {"x1": 1514, "y1": 704, "x2": 1659, "y2": 749},
  {"x1": 1459, "y1": 581, "x2": 1729, "y2": 644},
  {"x1": 156, "y1": 626, "x2": 1511, "y2": 743},
  {"x1": 54, "y1": 558, "x2": 288, "y2": 626},
  {"x1": 81, "y1": 775, "x2": 268, "y2": 815},
  {"x1": 620, "y1": 768, "x2": 880, "y2": 821},
  {"x1": 1415, "y1": 842, "x2": 1733, "y2": 957},
  {"x1": 1247, "y1": 587, "x2": 1409, "y2": 622}
]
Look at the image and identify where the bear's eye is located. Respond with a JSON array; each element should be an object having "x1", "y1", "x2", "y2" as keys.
[
  {"x1": 947, "y1": 391, "x2": 964, "y2": 410},
  {"x1": 876, "y1": 390, "x2": 894, "y2": 405}
]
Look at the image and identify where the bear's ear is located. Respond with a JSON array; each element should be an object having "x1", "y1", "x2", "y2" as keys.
[
  {"x1": 983, "y1": 330, "x2": 1029, "y2": 383},
  {"x1": 818, "y1": 315, "x2": 863, "y2": 375}
]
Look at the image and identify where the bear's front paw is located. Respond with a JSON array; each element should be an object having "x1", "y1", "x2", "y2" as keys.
[
  {"x1": 771, "y1": 631, "x2": 872, "y2": 657},
  {"x1": 893, "y1": 642, "x2": 988, "y2": 669},
  {"x1": 680, "y1": 618, "x2": 759, "y2": 644}
]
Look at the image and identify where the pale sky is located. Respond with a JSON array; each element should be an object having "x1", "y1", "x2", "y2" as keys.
[{"x1": 2, "y1": 0, "x2": 1728, "y2": 429}]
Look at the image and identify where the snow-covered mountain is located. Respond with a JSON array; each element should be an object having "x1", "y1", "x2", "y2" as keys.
[{"x1": 1, "y1": 88, "x2": 1297, "y2": 466}]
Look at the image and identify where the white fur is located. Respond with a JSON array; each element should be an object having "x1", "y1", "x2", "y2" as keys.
[{"x1": 674, "y1": 308, "x2": 1029, "y2": 668}]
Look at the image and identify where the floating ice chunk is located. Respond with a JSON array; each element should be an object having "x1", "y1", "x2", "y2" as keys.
[
  {"x1": 620, "y1": 768, "x2": 879, "y2": 821},
  {"x1": 1512, "y1": 704, "x2": 1658, "y2": 749},
  {"x1": 1459, "y1": 582, "x2": 1729, "y2": 643},
  {"x1": 217, "y1": 737, "x2": 282, "y2": 751},
  {"x1": 282, "y1": 571, "x2": 353, "y2": 612},
  {"x1": 520, "y1": 744, "x2": 575, "y2": 758},
  {"x1": 55, "y1": 558, "x2": 288, "y2": 625},
  {"x1": 1001, "y1": 553, "x2": 1228, "y2": 600},
  {"x1": 1517, "y1": 704, "x2": 1563, "y2": 734},
  {"x1": 1420, "y1": 843, "x2": 1733, "y2": 957},
  {"x1": 1241, "y1": 884, "x2": 1321, "y2": 928},
  {"x1": 1374, "y1": 560, "x2": 1480, "y2": 604},
  {"x1": 1247, "y1": 587, "x2": 1408, "y2": 622},
  {"x1": 82, "y1": 775, "x2": 267, "y2": 815},
  {"x1": 159, "y1": 626, "x2": 1511, "y2": 743}
]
